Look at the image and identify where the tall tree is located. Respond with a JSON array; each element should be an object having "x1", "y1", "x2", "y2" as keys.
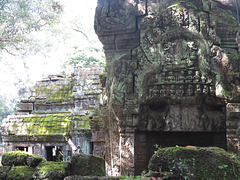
[{"x1": 0, "y1": 0, "x2": 63, "y2": 55}]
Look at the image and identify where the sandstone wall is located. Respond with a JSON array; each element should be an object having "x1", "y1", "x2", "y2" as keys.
[{"x1": 95, "y1": 0, "x2": 240, "y2": 176}]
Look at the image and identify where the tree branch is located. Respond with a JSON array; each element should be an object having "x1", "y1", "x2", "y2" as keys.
[{"x1": 73, "y1": 28, "x2": 89, "y2": 41}]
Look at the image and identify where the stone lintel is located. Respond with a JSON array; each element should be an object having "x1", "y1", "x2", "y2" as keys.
[{"x1": 16, "y1": 103, "x2": 33, "y2": 112}]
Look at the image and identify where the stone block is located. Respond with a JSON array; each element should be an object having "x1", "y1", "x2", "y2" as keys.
[
  {"x1": 99, "y1": 35, "x2": 116, "y2": 50},
  {"x1": 92, "y1": 131, "x2": 105, "y2": 142},
  {"x1": 115, "y1": 32, "x2": 140, "y2": 50},
  {"x1": 105, "y1": 50, "x2": 132, "y2": 62},
  {"x1": 226, "y1": 120, "x2": 238, "y2": 129},
  {"x1": 16, "y1": 103, "x2": 33, "y2": 112},
  {"x1": 149, "y1": 147, "x2": 240, "y2": 179},
  {"x1": 94, "y1": 0, "x2": 137, "y2": 35},
  {"x1": 70, "y1": 154, "x2": 105, "y2": 176},
  {"x1": 137, "y1": 0, "x2": 147, "y2": 15},
  {"x1": 132, "y1": 115, "x2": 139, "y2": 126},
  {"x1": 93, "y1": 142, "x2": 106, "y2": 158}
]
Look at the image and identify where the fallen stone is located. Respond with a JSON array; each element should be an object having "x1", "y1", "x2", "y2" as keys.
[
  {"x1": 147, "y1": 147, "x2": 240, "y2": 179},
  {"x1": 70, "y1": 154, "x2": 105, "y2": 176}
]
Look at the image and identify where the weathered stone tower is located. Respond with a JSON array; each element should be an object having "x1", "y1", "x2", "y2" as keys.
[{"x1": 94, "y1": 0, "x2": 240, "y2": 176}]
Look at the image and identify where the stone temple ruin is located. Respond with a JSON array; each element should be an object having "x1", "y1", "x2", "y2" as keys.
[
  {"x1": 1, "y1": 68, "x2": 104, "y2": 161},
  {"x1": 2, "y1": 0, "x2": 240, "y2": 177},
  {"x1": 94, "y1": 0, "x2": 240, "y2": 176}
]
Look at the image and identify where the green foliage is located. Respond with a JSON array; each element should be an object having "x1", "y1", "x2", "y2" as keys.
[
  {"x1": 0, "y1": 96, "x2": 11, "y2": 120},
  {"x1": 233, "y1": 55, "x2": 240, "y2": 61},
  {"x1": 6, "y1": 166, "x2": 35, "y2": 180},
  {"x1": 63, "y1": 47, "x2": 104, "y2": 70},
  {"x1": 33, "y1": 161, "x2": 70, "y2": 180},
  {"x1": 0, "y1": 0, "x2": 63, "y2": 55},
  {"x1": 147, "y1": 147, "x2": 240, "y2": 180},
  {"x1": 0, "y1": 96, "x2": 12, "y2": 142},
  {"x1": 99, "y1": 72, "x2": 107, "y2": 87}
]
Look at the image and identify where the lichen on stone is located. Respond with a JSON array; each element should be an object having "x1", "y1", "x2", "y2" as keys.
[
  {"x1": 2, "y1": 151, "x2": 29, "y2": 166},
  {"x1": 70, "y1": 154, "x2": 105, "y2": 176},
  {"x1": 6, "y1": 166, "x2": 35, "y2": 180},
  {"x1": 33, "y1": 161, "x2": 70, "y2": 180},
  {"x1": 32, "y1": 78, "x2": 74, "y2": 104}
]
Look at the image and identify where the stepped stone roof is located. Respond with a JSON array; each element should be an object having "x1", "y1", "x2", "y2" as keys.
[
  {"x1": 1, "y1": 67, "x2": 104, "y2": 142},
  {"x1": 2, "y1": 114, "x2": 90, "y2": 136}
]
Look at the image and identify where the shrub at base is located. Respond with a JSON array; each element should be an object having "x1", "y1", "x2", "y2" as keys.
[
  {"x1": 70, "y1": 154, "x2": 105, "y2": 176},
  {"x1": 33, "y1": 161, "x2": 70, "y2": 180},
  {"x1": 6, "y1": 166, "x2": 35, "y2": 180},
  {"x1": 2, "y1": 151, "x2": 29, "y2": 166},
  {"x1": 147, "y1": 147, "x2": 240, "y2": 180}
]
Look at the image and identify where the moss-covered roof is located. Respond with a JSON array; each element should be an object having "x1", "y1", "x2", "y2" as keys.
[
  {"x1": 31, "y1": 77, "x2": 74, "y2": 104},
  {"x1": 4, "y1": 113, "x2": 90, "y2": 137}
]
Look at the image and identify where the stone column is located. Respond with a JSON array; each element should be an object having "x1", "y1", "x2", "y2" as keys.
[
  {"x1": 226, "y1": 103, "x2": 240, "y2": 153},
  {"x1": 95, "y1": 0, "x2": 140, "y2": 176},
  {"x1": 120, "y1": 130, "x2": 135, "y2": 176}
]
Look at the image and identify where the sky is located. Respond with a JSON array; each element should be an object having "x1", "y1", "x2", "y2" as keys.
[{"x1": 0, "y1": 0, "x2": 103, "y2": 109}]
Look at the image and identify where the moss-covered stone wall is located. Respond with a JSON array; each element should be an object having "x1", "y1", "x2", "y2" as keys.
[
  {"x1": 1, "y1": 67, "x2": 104, "y2": 161},
  {"x1": 95, "y1": 0, "x2": 240, "y2": 176}
]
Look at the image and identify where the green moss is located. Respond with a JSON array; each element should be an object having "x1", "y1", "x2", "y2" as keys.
[
  {"x1": 48, "y1": 81, "x2": 74, "y2": 103},
  {"x1": 2, "y1": 151, "x2": 29, "y2": 166},
  {"x1": 33, "y1": 161, "x2": 69, "y2": 180},
  {"x1": 34, "y1": 79, "x2": 74, "y2": 103},
  {"x1": 11, "y1": 114, "x2": 75, "y2": 136},
  {"x1": 148, "y1": 147, "x2": 240, "y2": 180},
  {"x1": 27, "y1": 154, "x2": 45, "y2": 167},
  {"x1": 0, "y1": 166, "x2": 11, "y2": 179},
  {"x1": 7, "y1": 166, "x2": 35, "y2": 180},
  {"x1": 73, "y1": 115, "x2": 90, "y2": 130},
  {"x1": 70, "y1": 154, "x2": 105, "y2": 176}
]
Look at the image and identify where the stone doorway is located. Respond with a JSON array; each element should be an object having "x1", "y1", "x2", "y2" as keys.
[
  {"x1": 134, "y1": 131, "x2": 227, "y2": 175},
  {"x1": 45, "y1": 146, "x2": 63, "y2": 161},
  {"x1": 45, "y1": 146, "x2": 54, "y2": 161}
]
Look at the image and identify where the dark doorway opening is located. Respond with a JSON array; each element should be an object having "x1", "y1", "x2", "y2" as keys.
[
  {"x1": 134, "y1": 131, "x2": 227, "y2": 175},
  {"x1": 46, "y1": 146, "x2": 54, "y2": 161},
  {"x1": 45, "y1": 146, "x2": 63, "y2": 161}
]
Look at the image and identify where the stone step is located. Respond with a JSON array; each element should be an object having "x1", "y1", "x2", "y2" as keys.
[
  {"x1": 220, "y1": 44, "x2": 238, "y2": 48},
  {"x1": 221, "y1": 40, "x2": 237, "y2": 44},
  {"x1": 220, "y1": 37, "x2": 238, "y2": 48},
  {"x1": 221, "y1": 37, "x2": 236, "y2": 41}
]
